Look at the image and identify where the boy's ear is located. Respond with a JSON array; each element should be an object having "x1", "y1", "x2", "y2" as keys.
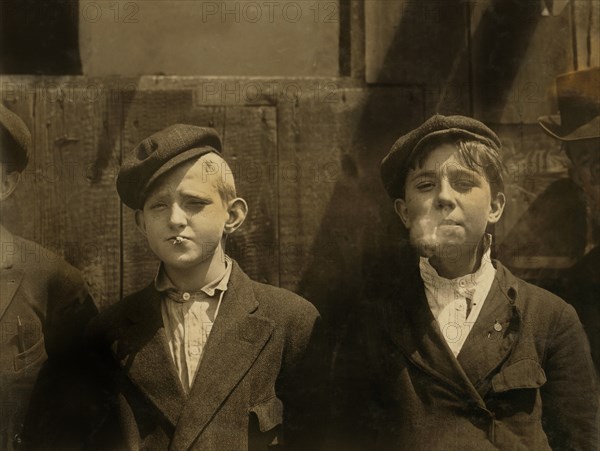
[
  {"x1": 487, "y1": 192, "x2": 506, "y2": 224},
  {"x1": 224, "y1": 198, "x2": 248, "y2": 235},
  {"x1": 394, "y1": 198, "x2": 411, "y2": 228},
  {"x1": 134, "y1": 209, "x2": 147, "y2": 236},
  {"x1": 0, "y1": 170, "x2": 20, "y2": 201}
]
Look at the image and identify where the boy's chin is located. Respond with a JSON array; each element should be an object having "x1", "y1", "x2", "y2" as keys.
[
  {"x1": 410, "y1": 234, "x2": 466, "y2": 258},
  {"x1": 160, "y1": 252, "x2": 207, "y2": 269}
]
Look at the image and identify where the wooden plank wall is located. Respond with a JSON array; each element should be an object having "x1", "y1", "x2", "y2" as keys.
[
  {"x1": 0, "y1": 77, "x2": 420, "y2": 322},
  {"x1": 2, "y1": 87, "x2": 121, "y2": 307},
  {"x1": 1, "y1": 0, "x2": 598, "y2": 324}
]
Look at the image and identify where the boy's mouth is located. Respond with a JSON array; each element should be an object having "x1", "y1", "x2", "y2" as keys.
[
  {"x1": 168, "y1": 236, "x2": 188, "y2": 245},
  {"x1": 439, "y1": 219, "x2": 461, "y2": 226}
]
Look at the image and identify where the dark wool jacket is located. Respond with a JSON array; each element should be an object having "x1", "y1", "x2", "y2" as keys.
[
  {"x1": 564, "y1": 245, "x2": 600, "y2": 376},
  {"x1": 332, "y1": 258, "x2": 599, "y2": 451},
  {"x1": 0, "y1": 232, "x2": 97, "y2": 450},
  {"x1": 84, "y1": 261, "x2": 325, "y2": 451}
]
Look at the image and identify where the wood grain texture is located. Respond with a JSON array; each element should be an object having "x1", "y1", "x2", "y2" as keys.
[
  {"x1": 2, "y1": 82, "x2": 121, "y2": 309},
  {"x1": 573, "y1": 0, "x2": 600, "y2": 69},
  {"x1": 365, "y1": 0, "x2": 471, "y2": 114},
  {"x1": 222, "y1": 106, "x2": 278, "y2": 285},
  {"x1": 471, "y1": 0, "x2": 572, "y2": 123}
]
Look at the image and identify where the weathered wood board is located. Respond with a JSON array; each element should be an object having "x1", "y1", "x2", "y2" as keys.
[{"x1": 1, "y1": 81, "x2": 121, "y2": 309}]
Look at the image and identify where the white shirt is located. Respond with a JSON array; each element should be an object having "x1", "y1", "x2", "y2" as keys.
[
  {"x1": 419, "y1": 238, "x2": 496, "y2": 357},
  {"x1": 155, "y1": 256, "x2": 232, "y2": 392}
]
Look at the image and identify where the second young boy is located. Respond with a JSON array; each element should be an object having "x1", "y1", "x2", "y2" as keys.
[
  {"x1": 86, "y1": 124, "x2": 324, "y2": 451},
  {"x1": 334, "y1": 115, "x2": 598, "y2": 451}
]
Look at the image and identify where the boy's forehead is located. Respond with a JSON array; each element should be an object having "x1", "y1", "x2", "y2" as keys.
[
  {"x1": 148, "y1": 154, "x2": 227, "y2": 193},
  {"x1": 414, "y1": 143, "x2": 462, "y2": 169}
]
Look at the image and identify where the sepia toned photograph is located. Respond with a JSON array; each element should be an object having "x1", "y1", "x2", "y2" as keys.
[{"x1": 0, "y1": 1, "x2": 598, "y2": 450}]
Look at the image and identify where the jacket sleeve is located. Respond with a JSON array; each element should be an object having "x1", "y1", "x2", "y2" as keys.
[
  {"x1": 44, "y1": 262, "x2": 99, "y2": 357},
  {"x1": 277, "y1": 303, "x2": 329, "y2": 451},
  {"x1": 541, "y1": 303, "x2": 599, "y2": 451},
  {"x1": 21, "y1": 262, "x2": 100, "y2": 450},
  {"x1": 328, "y1": 303, "x2": 384, "y2": 451}
]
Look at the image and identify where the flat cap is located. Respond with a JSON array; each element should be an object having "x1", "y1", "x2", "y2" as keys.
[
  {"x1": 117, "y1": 124, "x2": 222, "y2": 209},
  {"x1": 0, "y1": 103, "x2": 31, "y2": 172},
  {"x1": 380, "y1": 114, "x2": 501, "y2": 198}
]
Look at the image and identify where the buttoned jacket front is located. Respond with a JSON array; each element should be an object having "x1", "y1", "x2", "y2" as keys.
[
  {"x1": 86, "y1": 261, "x2": 323, "y2": 451},
  {"x1": 334, "y1": 259, "x2": 598, "y2": 451}
]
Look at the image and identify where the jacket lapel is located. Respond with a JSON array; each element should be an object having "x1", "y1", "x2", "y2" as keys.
[
  {"x1": 457, "y1": 262, "x2": 521, "y2": 395},
  {"x1": 382, "y1": 266, "x2": 477, "y2": 397},
  {"x1": 170, "y1": 263, "x2": 274, "y2": 451},
  {"x1": 0, "y1": 268, "x2": 24, "y2": 321},
  {"x1": 0, "y1": 231, "x2": 24, "y2": 321},
  {"x1": 116, "y1": 286, "x2": 187, "y2": 427}
]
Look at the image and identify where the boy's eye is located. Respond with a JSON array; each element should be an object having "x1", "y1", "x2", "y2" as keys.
[
  {"x1": 416, "y1": 181, "x2": 435, "y2": 191},
  {"x1": 185, "y1": 199, "x2": 211, "y2": 210},
  {"x1": 187, "y1": 199, "x2": 209, "y2": 206},
  {"x1": 453, "y1": 179, "x2": 475, "y2": 190},
  {"x1": 149, "y1": 202, "x2": 167, "y2": 210}
]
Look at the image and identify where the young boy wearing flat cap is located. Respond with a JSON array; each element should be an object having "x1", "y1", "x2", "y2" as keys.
[
  {"x1": 0, "y1": 104, "x2": 97, "y2": 450},
  {"x1": 334, "y1": 115, "x2": 598, "y2": 451},
  {"x1": 86, "y1": 124, "x2": 324, "y2": 451}
]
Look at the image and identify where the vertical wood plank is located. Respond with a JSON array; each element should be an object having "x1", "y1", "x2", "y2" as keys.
[
  {"x1": 471, "y1": 0, "x2": 572, "y2": 123},
  {"x1": 365, "y1": 0, "x2": 471, "y2": 114},
  {"x1": 223, "y1": 106, "x2": 278, "y2": 285},
  {"x1": 573, "y1": 0, "x2": 600, "y2": 69}
]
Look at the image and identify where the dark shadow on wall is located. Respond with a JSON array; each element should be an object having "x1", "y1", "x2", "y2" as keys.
[{"x1": 471, "y1": 0, "x2": 542, "y2": 121}]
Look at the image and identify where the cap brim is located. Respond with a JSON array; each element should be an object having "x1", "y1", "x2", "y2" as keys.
[
  {"x1": 408, "y1": 127, "x2": 500, "y2": 166},
  {"x1": 538, "y1": 115, "x2": 600, "y2": 141}
]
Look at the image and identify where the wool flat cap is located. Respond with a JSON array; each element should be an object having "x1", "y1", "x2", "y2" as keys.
[
  {"x1": 380, "y1": 114, "x2": 501, "y2": 198},
  {"x1": 117, "y1": 124, "x2": 222, "y2": 209},
  {"x1": 0, "y1": 103, "x2": 31, "y2": 173}
]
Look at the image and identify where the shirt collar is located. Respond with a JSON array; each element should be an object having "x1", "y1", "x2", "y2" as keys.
[
  {"x1": 419, "y1": 234, "x2": 494, "y2": 299},
  {"x1": 154, "y1": 255, "x2": 232, "y2": 299}
]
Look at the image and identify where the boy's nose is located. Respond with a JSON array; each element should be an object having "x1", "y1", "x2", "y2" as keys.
[
  {"x1": 168, "y1": 203, "x2": 187, "y2": 227},
  {"x1": 436, "y1": 178, "x2": 456, "y2": 209}
]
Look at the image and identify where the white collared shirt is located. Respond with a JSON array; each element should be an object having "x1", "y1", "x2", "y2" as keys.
[
  {"x1": 155, "y1": 256, "x2": 232, "y2": 392},
  {"x1": 419, "y1": 239, "x2": 496, "y2": 357}
]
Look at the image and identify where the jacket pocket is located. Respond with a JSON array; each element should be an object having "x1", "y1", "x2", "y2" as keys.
[
  {"x1": 14, "y1": 336, "x2": 47, "y2": 372},
  {"x1": 249, "y1": 396, "x2": 283, "y2": 450},
  {"x1": 492, "y1": 358, "x2": 547, "y2": 392},
  {"x1": 250, "y1": 396, "x2": 283, "y2": 432}
]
